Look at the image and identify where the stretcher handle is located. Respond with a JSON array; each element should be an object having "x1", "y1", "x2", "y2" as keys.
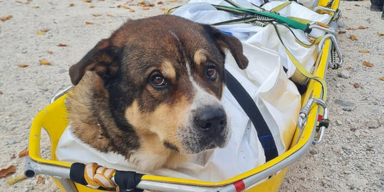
[{"x1": 50, "y1": 86, "x2": 72, "y2": 103}]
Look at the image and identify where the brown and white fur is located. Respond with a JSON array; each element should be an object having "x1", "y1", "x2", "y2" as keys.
[{"x1": 67, "y1": 15, "x2": 248, "y2": 171}]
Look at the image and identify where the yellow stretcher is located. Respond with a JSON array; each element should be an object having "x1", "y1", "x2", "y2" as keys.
[{"x1": 25, "y1": 0, "x2": 342, "y2": 191}]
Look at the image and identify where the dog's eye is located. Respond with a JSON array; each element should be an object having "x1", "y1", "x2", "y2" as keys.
[
  {"x1": 205, "y1": 67, "x2": 217, "y2": 80},
  {"x1": 150, "y1": 73, "x2": 168, "y2": 89}
]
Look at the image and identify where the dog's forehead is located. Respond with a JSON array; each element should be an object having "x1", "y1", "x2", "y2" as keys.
[
  {"x1": 115, "y1": 16, "x2": 216, "y2": 52},
  {"x1": 114, "y1": 16, "x2": 223, "y2": 72}
]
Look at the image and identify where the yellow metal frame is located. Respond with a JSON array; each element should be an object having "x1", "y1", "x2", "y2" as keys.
[{"x1": 27, "y1": 0, "x2": 339, "y2": 191}]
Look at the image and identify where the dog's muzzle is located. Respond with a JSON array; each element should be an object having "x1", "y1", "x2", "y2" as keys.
[{"x1": 180, "y1": 105, "x2": 230, "y2": 154}]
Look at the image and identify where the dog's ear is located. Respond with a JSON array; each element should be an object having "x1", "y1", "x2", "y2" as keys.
[
  {"x1": 205, "y1": 25, "x2": 249, "y2": 69},
  {"x1": 69, "y1": 39, "x2": 122, "y2": 85}
]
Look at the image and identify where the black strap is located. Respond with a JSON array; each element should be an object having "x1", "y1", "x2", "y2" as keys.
[
  {"x1": 225, "y1": 70, "x2": 278, "y2": 162},
  {"x1": 69, "y1": 163, "x2": 143, "y2": 192},
  {"x1": 115, "y1": 171, "x2": 143, "y2": 192}
]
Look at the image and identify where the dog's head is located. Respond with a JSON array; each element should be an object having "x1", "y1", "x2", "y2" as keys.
[{"x1": 69, "y1": 15, "x2": 248, "y2": 155}]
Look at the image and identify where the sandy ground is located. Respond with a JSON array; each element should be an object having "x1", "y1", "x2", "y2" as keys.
[{"x1": 0, "y1": 0, "x2": 383, "y2": 191}]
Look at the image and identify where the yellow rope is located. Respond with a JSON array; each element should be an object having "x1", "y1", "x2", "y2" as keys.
[{"x1": 84, "y1": 163, "x2": 117, "y2": 190}]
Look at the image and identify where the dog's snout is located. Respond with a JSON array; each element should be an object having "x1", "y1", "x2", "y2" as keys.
[{"x1": 194, "y1": 107, "x2": 227, "y2": 134}]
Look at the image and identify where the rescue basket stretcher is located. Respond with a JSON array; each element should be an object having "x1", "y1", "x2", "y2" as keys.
[{"x1": 24, "y1": 0, "x2": 342, "y2": 191}]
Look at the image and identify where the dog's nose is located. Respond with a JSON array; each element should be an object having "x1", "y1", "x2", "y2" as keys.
[{"x1": 194, "y1": 107, "x2": 227, "y2": 134}]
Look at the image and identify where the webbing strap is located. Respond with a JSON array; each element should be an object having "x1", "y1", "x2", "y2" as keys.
[
  {"x1": 271, "y1": 23, "x2": 327, "y2": 100},
  {"x1": 225, "y1": 70, "x2": 278, "y2": 162},
  {"x1": 270, "y1": 1, "x2": 291, "y2": 12}
]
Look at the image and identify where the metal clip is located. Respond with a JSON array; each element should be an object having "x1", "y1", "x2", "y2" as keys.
[
  {"x1": 297, "y1": 98, "x2": 329, "y2": 145},
  {"x1": 318, "y1": 34, "x2": 344, "y2": 69},
  {"x1": 309, "y1": 22, "x2": 337, "y2": 37}
]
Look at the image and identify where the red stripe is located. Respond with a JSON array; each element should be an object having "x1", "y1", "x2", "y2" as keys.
[
  {"x1": 317, "y1": 115, "x2": 323, "y2": 121},
  {"x1": 26, "y1": 150, "x2": 29, "y2": 156},
  {"x1": 233, "y1": 180, "x2": 245, "y2": 192}
]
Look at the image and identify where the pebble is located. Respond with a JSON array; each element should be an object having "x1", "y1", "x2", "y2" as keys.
[
  {"x1": 380, "y1": 177, "x2": 384, "y2": 181},
  {"x1": 335, "y1": 99, "x2": 354, "y2": 106},
  {"x1": 21, "y1": 47, "x2": 28, "y2": 54},
  {"x1": 336, "y1": 120, "x2": 343, "y2": 125},
  {"x1": 337, "y1": 20, "x2": 345, "y2": 28},
  {"x1": 372, "y1": 109, "x2": 380, "y2": 114},
  {"x1": 353, "y1": 83, "x2": 360, "y2": 88},
  {"x1": 367, "y1": 120, "x2": 380, "y2": 129},
  {"x1": 342, "y1": 108, "x2": 352, "y2": 111},
  {"x1": 342, "y1": 145, "x2": 351, "y2": 151},
  {"x1": 309, "y1": 149, "x2": 318, "y2": 155},
  {"x1": 355, "y1": 131, "x2": 361, "y2": 137},
  {"x1": 355, "y1": 163, "x2": 363, "y2": 170},
  {"x1": 367, "y1": 143, "x2": 374, "y2": 148},
  {"x1": 5, "y1": 140, "x2": 17, "y2": 145},
  {"x1": 347, "y1": 174, "x2": 368, "y2": 188},
  {"x1": 338, "y1": 69, "x2": 350, "y2": 79},
  {"x1": 59, "y1": 68, "x2": 67, "y2": 74},
  {"x1": 344, "y1": 170, "x2": 352, "y2": 174}
]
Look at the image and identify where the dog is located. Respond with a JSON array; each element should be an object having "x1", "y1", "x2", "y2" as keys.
[{"x1": 67, "y1": 15, "x2": 248, "y2": 172}]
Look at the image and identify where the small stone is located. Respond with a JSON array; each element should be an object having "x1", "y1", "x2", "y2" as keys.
[
  {"x1": 355, "y1": 131, "x2": 361, "y2": 136},
  {"x1": 380, "y1": 177, "x2": 384, "y2": 181},
  {"x1": 373, "y1": 101, "x2": 379, "y2": 105},
  {"x1": 347, "y1": 174, "x2": 368, "y2": 188},
  {"x1": 109, "y1": 5, "x2": 115, "y2": 8},
  {"x1": 344, "y1": 170, "x2": 351, "y2": 174},
  {"x1": 335, "y1": 99, "x2": 354, "y2": 106},
  {"x1": 5, "y1": 140, "x2": 17, "y2": 145},
  {"x1": 350, "y1": 128, "x2": 357, "y2": 132},
  {"x1": 59, "y1": 68, "x2": 67, "y2": 74},
  {"x1": 309, "y1": 149, "x2": 318, "y2": 155},
  {"x1": 342, "y1": 108, "x2": 352, "y2": 112},
  {"x1": 365, "y1": 78, "x2": 373, "y2": 82},
  {"x1": 342, "y1": 146, "x2": 351, "y2": 151},
  {"x1": 367, "y1": 120, "x2": 380, "y2": 129},
  {"x1": 346, "y1": 118, "x2": 353, "y2": 123},
  {"x1": 353, "y1": 83, "x2": 360, "y2": 88},
  {"x1": 337, "y1": 20, "x2": 345, "y2": 28},
  {"x1": 338, "y1": 69, "x2": 350, "y2": 79},
  {"x1": 355, "y1": 163, "x2": 362, "y2": 169},
  {"x1": 372, "y1": 109, "x2": 380, "y2": 114},
  {"x1": 336, "y1": 120, "x2": 343, "y2": 125},
  {"x1": 21, "y1": 47, "x2": 28, "y2": 54}
]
